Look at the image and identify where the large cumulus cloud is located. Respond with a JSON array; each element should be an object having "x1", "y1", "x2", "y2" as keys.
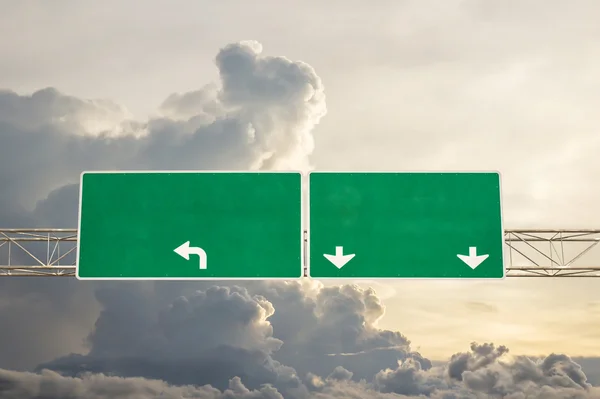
[
  {"x1": 2, "y1": 279, "x2": 599, "y2": 398},
  {"x1": 30, "y1": 281, "x2": 427, "y2": 395},
  {"x1": 0, "y1": 40, "x2": 599, "y2": 398},
  {"x1": 0, "y1": 40, "x2": 325, "y2": 218},
  {"x1": 1, "y1": 291, "x2": 599, "y2": 398},
  {"x1": 0, "y1": 40, "x2": 325, "y2": 370}
]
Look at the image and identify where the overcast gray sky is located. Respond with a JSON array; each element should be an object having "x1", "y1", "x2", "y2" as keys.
[{"x1": 1, "y1": 0, "x2": 600, "y2": 398}]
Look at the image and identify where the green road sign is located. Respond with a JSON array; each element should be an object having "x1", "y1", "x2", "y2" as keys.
[
  {"x1": 77, "y1": 171, "x2": 303, "y2": 279},
  {"x1": 308, "y1": 172, "x2": 504, "y2": 279}
]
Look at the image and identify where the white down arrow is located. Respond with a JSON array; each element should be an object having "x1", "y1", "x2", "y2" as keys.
[
  {"x1": 457, "y1": 246, "x2": 489, "y2": 269},
  {"x1": 323, "y1": 246, "x2": 355, "y2": 269}
]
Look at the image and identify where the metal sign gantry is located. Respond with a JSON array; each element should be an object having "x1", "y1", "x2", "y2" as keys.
[{"x1": 0, "y1": 228, "x2": 599, "y2": 277}]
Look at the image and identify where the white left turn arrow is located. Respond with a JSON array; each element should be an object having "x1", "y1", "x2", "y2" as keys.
[
  {"x1": 174, "y1": 241, "x2": 207, "y2": 269},
  {"x1": 457, "y1": 246, "x2": 488, "y2": 269},
  {"x1": 324, "y1": 246, "x2": 355, "y2": 269}
]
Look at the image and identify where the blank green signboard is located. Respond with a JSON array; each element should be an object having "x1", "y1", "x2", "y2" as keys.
[
  {"x1": 308, "y1": 172, "x2": 505, "y2": 279},
  {"x1": 77, "y1": 171, "x2": 303, "y2": 279}
]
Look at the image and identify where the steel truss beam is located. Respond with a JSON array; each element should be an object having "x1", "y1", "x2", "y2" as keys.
[
  {"x1": 1, "y1": 229, "x2": 600, "y2": 277},
  {"x1": 0, "y1": 229, "x2": 78, "y2": 276},
  {"x1": 504, "y1": 230, "x2": 600, "y2": 277}
]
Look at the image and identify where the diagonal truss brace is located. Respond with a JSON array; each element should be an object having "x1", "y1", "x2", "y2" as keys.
[
  {"x1": 1, "y1": 229, "x2": 600, "y2": 277},
  {"x1": 0, "y1": 229, "x2": 78, "y2": 277},
  {"x1": 504, "y1": 229, "x2": 600, "y2": 277}
]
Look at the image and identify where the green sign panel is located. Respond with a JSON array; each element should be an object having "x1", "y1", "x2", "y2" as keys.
[
  {"x1": 77, "y1": 171, "x2": 303, "y2": 279},
  {"x1": 308, "y1": 172, "x2": 504, "y2": 279}
]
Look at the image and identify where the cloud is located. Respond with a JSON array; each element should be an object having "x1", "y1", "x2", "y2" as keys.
[
  {"x1": 2, "y1": 279, "x2": 598, "y2": 398},
  {"x1": 2, "y1": 337, "x2": 600, "y2": 398},
  {"x1": 0, "y1": 40, "x2": 325, "y2": 214},
  {"x1": 266, "y1": 283, "x2": 431, "y2": 379},
  {"x1": 0, "y1": 40, "x2": 325, "y2": 371},
  {"x1": 0, "y1": 369, "x2": 285, "y2": 399},
  {"x1": 0, "y1": 38, "x2": 599, "y2": 399},
  {"x1": 448, "y1": 342, "x2": 509, "y2": 381},
  {"x1": 29, "y1": 282, "x2": 426, "y2": 396},
  {"x1": 35, "y1": 284, "x2": 307, "y2": 395}
]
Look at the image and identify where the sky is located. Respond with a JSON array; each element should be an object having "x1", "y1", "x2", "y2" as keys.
[{"x1": 1, "y1": 0, "x2": 600, "y2": 398}]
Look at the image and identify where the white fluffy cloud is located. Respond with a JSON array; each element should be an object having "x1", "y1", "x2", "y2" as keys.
[{"x1": 0, "y1": 40, "x2": 325, "y2": 214}]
